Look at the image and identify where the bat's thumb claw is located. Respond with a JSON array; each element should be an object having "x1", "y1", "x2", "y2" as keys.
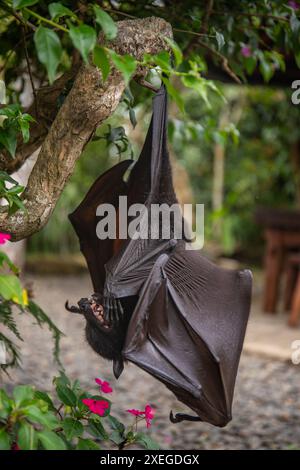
[
  {"x1": 65, "y1": 301, "x2": 81, "y2": 314},
  {"x1": 169, "y1": 410, "x2": 202, "y2": 423}
]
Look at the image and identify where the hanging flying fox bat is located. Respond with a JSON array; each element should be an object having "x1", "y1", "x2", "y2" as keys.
[{"x1": 66, "y1": 86, "x2": 252, "y2": 427}]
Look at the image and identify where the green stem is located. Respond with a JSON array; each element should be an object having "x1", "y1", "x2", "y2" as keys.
[{"x1": 24, "y1": 8, "x2": 68, "y2": 33}]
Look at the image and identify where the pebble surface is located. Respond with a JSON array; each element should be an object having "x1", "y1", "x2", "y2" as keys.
[{"x1": 2, "y1": 274, "x2": 300, "y2": 450}]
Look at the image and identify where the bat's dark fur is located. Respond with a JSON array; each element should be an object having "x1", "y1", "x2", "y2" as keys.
[{"x1": 66, "y1": 294, "x2": 138, "y2": 373}]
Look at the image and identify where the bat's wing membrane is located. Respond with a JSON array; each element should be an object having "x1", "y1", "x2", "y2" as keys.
[
  {"x1": 124, "y1": 244, "x2": 252, "y2": 427},
  {"x1": 69, "y1": 160, "x2": 133, "y2": 293}
]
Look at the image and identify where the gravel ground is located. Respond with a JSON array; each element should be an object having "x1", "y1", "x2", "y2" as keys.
[{"x1": 2, "y1": 273, "x2": 300, "y2": 450}]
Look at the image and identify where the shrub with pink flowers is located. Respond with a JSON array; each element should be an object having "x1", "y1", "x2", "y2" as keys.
[
  {"x1": 0, "y1": 371, "x2": 159, "y2": 450},
  {"x1": 0, "y1": 235, "x2": 158, "y2": 450}
]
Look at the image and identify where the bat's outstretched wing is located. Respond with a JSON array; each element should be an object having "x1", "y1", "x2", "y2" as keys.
[{"x1": 123, "y1": 243, "x2": 252, "y2": 427}]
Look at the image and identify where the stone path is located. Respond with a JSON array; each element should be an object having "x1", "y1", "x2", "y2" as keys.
[{"x1": 2, "y1": 273, "x2": 300, "y2": 450}]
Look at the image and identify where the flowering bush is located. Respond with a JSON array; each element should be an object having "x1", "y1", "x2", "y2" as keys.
[
  {"x1": 0, "y1": 371, "x2": 159, "y2": 450},
  {"x1": 0, "y1": 234, "x2": 158, "y2": 450}
]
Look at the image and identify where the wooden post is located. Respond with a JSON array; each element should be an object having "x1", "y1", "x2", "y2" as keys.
[
  {"x1": 289, "y1": 271, "x2": 300, "y2": 327},
  {"x1": 263, "y1": 229, "x2": 284, "y2": 313}
]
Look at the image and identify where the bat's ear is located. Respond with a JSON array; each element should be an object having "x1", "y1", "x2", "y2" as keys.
[{"x1": 113, "y1": 357, "x2": 124, "y2": 379}]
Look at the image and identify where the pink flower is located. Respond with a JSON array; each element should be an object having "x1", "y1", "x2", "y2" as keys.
[
  {"x1": 127, "y1": 408, "x2": 145, "y2": 416},
  {"x1": 126, "y1": 404, "x2": 155, "y2": 428},
  {"x1": 288, "y1": 1, "x2": 299, "y2": 9},
  {"x1": 145, "y1": 404, "x2": 155, "y2": 428},
  {"x1": 82, "y1": 398, "x2": 109, "y2": 416},
  {"x1": 0, "y1": 232, "x2": 11, "y2": 244},
  {"x1": 95, "y1": 378, "x2": 113, "y2": 394},
  {"x1": 241, "y1": 46, "x2": 252, "y2": 58}
]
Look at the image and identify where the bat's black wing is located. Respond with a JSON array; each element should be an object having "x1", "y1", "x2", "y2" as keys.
[
  {"x1": 68, "y1": 159, "x2": 133, "y2": 293},
  {"x1": 123, "y1": 244, "x2": 252, "y2": 427}
]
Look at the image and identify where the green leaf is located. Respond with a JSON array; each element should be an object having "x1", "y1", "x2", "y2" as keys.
[
  {"x1": 56, "y1": 384, "x2": 77, "y2": 407},
  {"x1": 13, "y1": 385, "x2": 34, "y2": 406},
  {"x1": 93, "y1": 5, "x2": 117, "y2": 40},
  {"x1": 19, "y1": 119, "x2": 30, "y2": 143},
  {"x1": 290, "y1": 11, "x2": 300, "y2": 35},
  {"x1": 13, "y1": 0, "x2": 39, "y2": 9},
  {"x1": 34, "y1": 27, "x2": 62, "y2": 84},
  {"x1": 0, "y1": 390, "x2": 12, "y2": 419},
  {"x1": 0, "y1": 428, "x2": 10, "y2": 450},
  {"x1": 24, "y1": 405, "x2": 59, "y2": 430},
  {"x1": 49, "y1": 2, "x2": 75, "y2": 20},
  {"x1": 109, "y1": 430, "x2": 124, "y2": 445},
  {"x1": 69, "y1": 25, "x2": 97, "y2": 64},
  {"x1": 87, "y1": 417, "x2": 108, "y2": 439},
  {"x1": 162, "y1": 76, "x2": 184, "y2": 113},
  {"x1": 0, "y1": 104, "x2": 20, "y2": 118},
  {"x1": 181, "y1": 74, "x2": 210, "y2": 107},
  {"x1": 34, "y1": 391, "x2": 55, "y2": 411},
  {"x1": 18, "y1": 422, "x2": 37, "y2": 450},
  {"x1": 0, "y1": 127, "x2": 17, "y2": 157},
  {"x1": 135, "y1": 432, "x2": 160, "y2": 450},
  {"x1": 0, "y1": 80, "x2": 5, "y2": 104},
  {"x1": 152, "y1": 51, "x2": 172, "y2": 72},
  {"x1": 109, "y1": 51, "x2": 137, "y2": 84},
  {"x1": 9, "y1": 195, "x2": 26, "y2": 214},
  {"x1": 0, "y1": 252, "x2": 18, "y2": 274},
  {"x1": 76, "y1": 438, "x2": 99, "y2": 450},
  {"x1": 129, "y1": 108, "x2": 137, "y2": 128},
  {"x1": 0, "y1": 171, "x2": 18, "y2": 185},
  {"x1": 295, "y1": 50, "x2": 300, "y2": 69},
  {"x1": 244, "y1": 56, "x2": 257, "y2": 75},
  {"x1": 53, "y1": 370, "x2": 70, "y2": 388},
  {"x1": 0, "y1": 274, "x2": 23, "y2": 303},
  {"x1": 164, "y1": 37, "x2": 183, "y2": 67},
  {"x1": 107, "y1": 415, "x2": 125, "y2": 434},
  {"x1": 93, "y1": 45, "x2": 110, "y2": 81},
  {"x1": 215, "y1": 31, "x2": 225, "y2": 51},
  {"x1": 37, "y1": 430, "x2": 67, "y2": 450},
  {"x1": 259, "y1": 57, "x2": 274, "y2": 82},
  {"x1": 62, "y1": 417, "x2": 83, "y2": 440}
]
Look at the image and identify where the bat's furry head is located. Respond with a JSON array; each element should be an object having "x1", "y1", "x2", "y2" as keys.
[{"x1": 65, "y1": 294, "x2": 138, "y2": 375}]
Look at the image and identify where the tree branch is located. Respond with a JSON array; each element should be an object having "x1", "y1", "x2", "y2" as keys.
[
  {"x1": 198, "y1": 40, "x2": 241, "y2": 84},
  {"x1": 0, "y1": 17, "x2": 173, "y2": 241}
]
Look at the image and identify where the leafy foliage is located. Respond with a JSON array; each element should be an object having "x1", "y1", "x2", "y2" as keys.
[
  {"x1": 0, "y1": 104, "x2": 34, "y2": 158},
  {"x1": 0, "y1": 248, "x2": 63, "y2": 370},
  {"x1": 0, "y1": 171, "x2": 25, "y2": 214},
  {"x1": 0, "y1": 371, "x2": 159, "y2": 450}
]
